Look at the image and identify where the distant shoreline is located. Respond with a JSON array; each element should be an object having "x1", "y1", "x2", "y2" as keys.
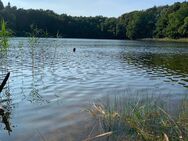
[
  {"x1": 7, "y1": 37, "x2": 188, "y2": 42},
  {"x1": 140, "y1": 38, "x2": 188, "y2": 43}
]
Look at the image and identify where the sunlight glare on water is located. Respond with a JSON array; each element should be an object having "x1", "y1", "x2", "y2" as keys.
[{"x1": 0, "y1": 38, "x2": 188, "y2": 140}]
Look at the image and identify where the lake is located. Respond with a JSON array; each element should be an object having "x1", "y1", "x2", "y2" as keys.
[{"x1": 0, "y1": 38, "x2": 188, "y2": 140}]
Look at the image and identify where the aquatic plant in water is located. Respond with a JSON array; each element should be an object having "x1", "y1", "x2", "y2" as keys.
[
  {"x1": 28, "y1": 25, "x2": 41, "y2": 48},
  {"x1": 0, "y1": 20, "x2": 11, "y2": 52},
  {"x1": 86, "y1": 96, "x2": 188, "y2": 141},
  {"x1": 0, "y1": 20, "x2": 13, "y2": 135}
]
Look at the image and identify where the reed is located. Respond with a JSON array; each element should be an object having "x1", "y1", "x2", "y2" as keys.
[
  {"x1": 0, "y1": 20, "x2": 11, "y2": 51},
  {"x1": 86, "y1": 95, "x2": 188, "y2": 141}
]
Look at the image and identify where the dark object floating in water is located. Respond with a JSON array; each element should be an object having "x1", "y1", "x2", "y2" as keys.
[
  {"x1": 0, "y1": 72, "x2": 10, "y2": 93},
  {"x1": 73, "y1": 48, "x2": 76, "y2": 52}
]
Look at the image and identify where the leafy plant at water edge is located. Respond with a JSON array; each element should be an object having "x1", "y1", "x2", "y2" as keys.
[
  {"x1": 86, "y1": 96, "x2": 188, "y2": 141},
  {"x1": 0, "y1": 20, "x2": 11, "y2": 51}
]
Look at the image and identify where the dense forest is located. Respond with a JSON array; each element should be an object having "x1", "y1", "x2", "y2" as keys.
[{"x1": 0, "y1": 1, "x2": 187, "y2": 39}]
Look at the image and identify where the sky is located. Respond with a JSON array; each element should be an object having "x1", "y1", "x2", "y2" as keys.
[{"x1": 1, "y1": 0, "x2": 187, "y2": 17}]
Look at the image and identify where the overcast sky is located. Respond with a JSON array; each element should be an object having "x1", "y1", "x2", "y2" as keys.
[{"x1": 1, "y1": 0, "x2": 186, "y2": 17}]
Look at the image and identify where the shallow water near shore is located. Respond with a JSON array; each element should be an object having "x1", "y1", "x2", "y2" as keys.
[{"x1": 0, "y1": 38, "x2": 188, "y2": 140}]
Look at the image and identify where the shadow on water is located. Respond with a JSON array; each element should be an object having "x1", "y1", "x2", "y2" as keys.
[
  {"x1": 119, "y1": 50, "x2": 188, "y2": 88},
  {"x1": 0, "y1": 88, "x2": 13, "y2": 135},
  {"x1": 0, "y1": 107, "x2": 12, "y2": 135}
]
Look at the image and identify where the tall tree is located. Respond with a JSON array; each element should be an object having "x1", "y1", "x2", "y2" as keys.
[
  {"x1": 0, "y1": 0, "x2": 4, "y2": 10},
  {"x1": 0, "y1": 0, "x2": 187, "y2": 39}
]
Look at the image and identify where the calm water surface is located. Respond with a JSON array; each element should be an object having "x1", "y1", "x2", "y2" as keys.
[{"x1": 0, "y1": 38, "x2": 188, "y2": 140}]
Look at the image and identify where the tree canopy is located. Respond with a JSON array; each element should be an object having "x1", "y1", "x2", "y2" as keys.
[{"x1": 0, "y1": 0, "x2": 187, "y2": 39}]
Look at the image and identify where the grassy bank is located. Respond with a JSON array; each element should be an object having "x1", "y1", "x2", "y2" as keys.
[
  {"x1": 141, "y1": 38, "x2": 188, "y2": 43},
  {"x1": 85, "y1": 95, "x2": 188, "y2": 141}
]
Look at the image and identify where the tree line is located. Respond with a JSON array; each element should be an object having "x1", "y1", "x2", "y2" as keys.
[{"x1": 0, "y1": 1, "x2": 187, "y2": 39}]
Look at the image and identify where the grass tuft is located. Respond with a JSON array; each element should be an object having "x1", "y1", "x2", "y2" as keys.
[{"x1": 86, "y1": 95, "x2": 188, "y2": 141}]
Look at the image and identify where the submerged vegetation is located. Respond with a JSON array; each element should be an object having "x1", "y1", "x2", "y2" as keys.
[
  {"x1": 86, "y1": 95, "x2": 188, "y2": 141},
  {"x1": 0, "y1": 0, "x2": 187, "y2": 40}
]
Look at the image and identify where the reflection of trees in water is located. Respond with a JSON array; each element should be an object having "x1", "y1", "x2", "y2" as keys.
[{"x1": 120, "y1": 52, "x2": 188, "y2": 87}]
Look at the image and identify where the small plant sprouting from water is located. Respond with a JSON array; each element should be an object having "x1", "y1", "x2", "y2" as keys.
[
  {"x1": 0, "y1": 20, "x2": 11, "y2": 51},
  {"x1": 0, "y1": 20, "x2": 11, "y2": 82},
  {"x1": 0, "y1": 20, "x2": 9, "y2": 48},
  {"x1": 28, "y1": 24, "x2": 41, "y2": 48}
]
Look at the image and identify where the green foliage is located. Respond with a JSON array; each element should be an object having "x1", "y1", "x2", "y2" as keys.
[
  {"x1": 178, "y1": 17, "x2": 188, "y2": 37},
  {"x1": 28, "y1": 25, "x2": 41, "y2": 49},
  {"x1": 0, "y1": 1, "x2": 187, "y2": 39},
  {"x1": 0, "y1": 19, "x2": 11, "y2": 51},
  {"x1": 155, "y1": 8, "x2": 169, "y2": 38},
  {"x1": 155, "y1": 2, "x2": 188, "y2": 39},
  {"x1": 126, "y1": 12, "x2": 147, "y2": 39},
  {"x1": 88, "y1": 96, "x2": 188, "y2": 141}
]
